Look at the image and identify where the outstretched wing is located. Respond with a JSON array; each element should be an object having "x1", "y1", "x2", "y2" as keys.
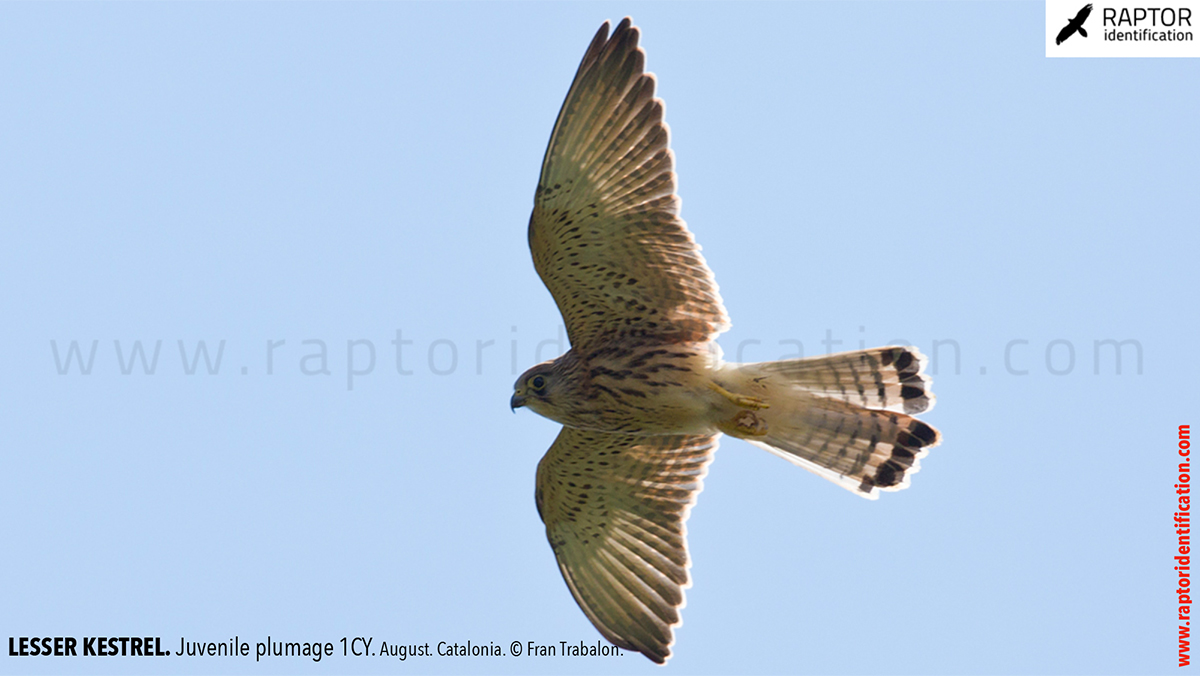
[
  {"x1": 1074, "y1": 3, "x2": 1093, "y2": 23},
  {"x1": 535, "y1": 427, "x2": 717, "y2": 664},
  {"x1": 529, "y1": 18, "x2": 729, "y2": 351}
]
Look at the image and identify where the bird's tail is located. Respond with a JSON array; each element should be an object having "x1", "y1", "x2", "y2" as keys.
[
  {"x1": 720, "y1": 347, "x2": 942, "y2": 499},
  {"x1": 1079, "y1": 27, "x2": 1088, "y2": 37}
]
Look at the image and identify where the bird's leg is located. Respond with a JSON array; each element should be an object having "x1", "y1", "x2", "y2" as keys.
[{"x1": 707, "y1": 381, "x2": 769, "y2": 410}]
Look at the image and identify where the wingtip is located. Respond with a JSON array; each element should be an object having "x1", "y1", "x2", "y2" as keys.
[
  {"x1": 640, "y1": 641, "x2": 672, "y2": 665},
  {"x1": 592, "y1": 20, "x2": 611, "y2": 44},
  {"x1": 595, "y1": 16, "x2": 635, "y2": 39}
]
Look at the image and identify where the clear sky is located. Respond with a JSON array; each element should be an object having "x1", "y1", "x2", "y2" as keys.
[{"x1": 1, "y1": 2, "x2": 1197, "y2": 675}]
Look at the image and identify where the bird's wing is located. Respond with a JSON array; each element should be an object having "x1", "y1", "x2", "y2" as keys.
[
  {"x1": 1056, "y1": 23, "x2": 1076, "y2": 44},
  {"x1": 535, "y1": 427, "x2": 717, "y2": 664},
  {"x1": 1076, "y1": 3, "x2": 1093, "y2": 22},
  {"x1": 528, "y1": 18, "x2": 730, "y2": 351}
]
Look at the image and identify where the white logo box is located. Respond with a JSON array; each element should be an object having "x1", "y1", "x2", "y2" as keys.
[{"x1": 1046, "y1": 0, "x2": 1200, "y2": 57}]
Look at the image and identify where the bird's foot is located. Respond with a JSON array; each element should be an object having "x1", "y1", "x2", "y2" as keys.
[
  {"x1": 729, "y1": 410, "x2": 769, "y2": 437},
  {"x1": 707, "y1": 381, "x2": 769, "y2": 410}
]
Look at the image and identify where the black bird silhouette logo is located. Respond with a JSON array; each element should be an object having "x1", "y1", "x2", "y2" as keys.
[{"x1": 1057, "y1": 3, "x2": 1094, "y2": 44}]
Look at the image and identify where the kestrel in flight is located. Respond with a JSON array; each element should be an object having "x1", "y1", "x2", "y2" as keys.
[{"x1": 511, "y1": 18, "x2": 941, "y2": 665}]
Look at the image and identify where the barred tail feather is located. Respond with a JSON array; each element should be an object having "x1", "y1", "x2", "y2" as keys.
[
  {"x1": 727, "y1": 347, "x2": 942, "y2": 499},
  {"x1": 747, "y1": 346, "x2": 936, "y2": 415},
  {"x1": 746, "y1": 400, "x2": 940, "y2": 500}
]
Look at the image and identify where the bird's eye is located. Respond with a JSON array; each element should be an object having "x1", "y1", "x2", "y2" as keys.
[{"x1": 531, "y1": 375, "x2": 547, "y2": 390}]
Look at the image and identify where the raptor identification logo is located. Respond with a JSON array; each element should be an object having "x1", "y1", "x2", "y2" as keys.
[{"x1": 1046, "y1": 0, "x2": 1200, "y2": 56}]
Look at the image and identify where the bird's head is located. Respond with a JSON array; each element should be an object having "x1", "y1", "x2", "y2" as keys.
[{"x1": 511, "y1": 360, "x2": 565, "y2": 419}]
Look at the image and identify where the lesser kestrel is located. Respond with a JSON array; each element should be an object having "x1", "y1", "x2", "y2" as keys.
[{"x1": 512, "y1": 18, "x2": 941, "y2": 664}]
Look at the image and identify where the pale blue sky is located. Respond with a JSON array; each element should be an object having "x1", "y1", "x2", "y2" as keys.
[{"x1": 2, "y1": 2, "x2": 1197, "y2": 674}]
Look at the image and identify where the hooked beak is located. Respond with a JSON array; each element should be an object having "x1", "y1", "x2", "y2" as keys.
[{"x1": 510, "y1": 392, "x2": 526, "y2": 412}]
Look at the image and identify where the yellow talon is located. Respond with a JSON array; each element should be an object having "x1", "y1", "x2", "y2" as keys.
[{"x1": 708, "y1": 381, "x2": 769, "y2": 410}]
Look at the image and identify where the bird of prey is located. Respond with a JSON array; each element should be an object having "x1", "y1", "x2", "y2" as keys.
[
  {"x1": 512, "y1": 18, "x2": 941, "y2": 665},
  {"x1": 1056, "y1": 4, "x2": 1093, "y2": 44}
]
